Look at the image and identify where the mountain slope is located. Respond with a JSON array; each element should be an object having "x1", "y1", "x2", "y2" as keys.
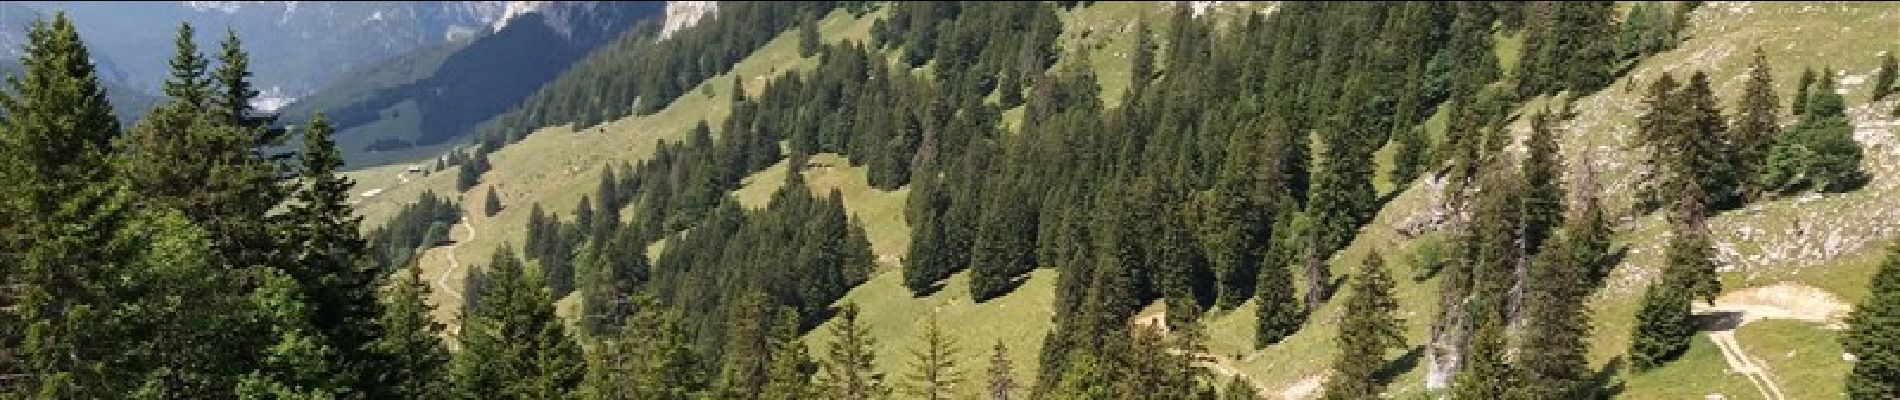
[
  {"x1": 276, "y1": 1, "x2": 665, "y2": 167},
  {"x1": 352, "y1": 2, "x2": 1890, "y2": 399}
]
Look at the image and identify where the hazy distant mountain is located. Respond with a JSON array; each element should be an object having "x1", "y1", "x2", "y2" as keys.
[
  {"x1": 10, "y1": 1, "x2": 531, "y2": 104},
  {"x1": 274, "y1": 1, "x2": 664, "y2": 166}
]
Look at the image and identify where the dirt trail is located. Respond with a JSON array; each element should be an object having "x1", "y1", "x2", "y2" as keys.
[
  {"x1": 1690, "y1": 283, "x2": 1850, "y2": 400},
  {"x1": 1707, "y1": 330, "x2": 1786, "y2": 400},
  {"x1": 433, "y1": 216, "x2": 473, "y2": 301}
]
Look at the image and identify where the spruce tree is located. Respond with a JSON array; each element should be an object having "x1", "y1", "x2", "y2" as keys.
[
  {"x1": 213, "y1": 28, "x2": 272, "y2": 131},
  {"x1": 582, "y1": 294, "x2": 704, "y2": 400},
  {"x1": 163, "y1": 22, "x2": 210, "y2": 107},
  {"x1": 368, "y1": 264, "x2": 449, "y2": 399},
  {"x1": 1845, "y1": 244, "x2": 1900, "y2": 399},
  {"x1": 0, "y1": 12, "x2": 134, "y2": 397},
  {"x1": 987, "y1": 341, "x2": 1017, "y2": 400},
  {"x1": 284, "y1": 114, "x2": 388, "y2": 393},
  {"x1": 1875, "y1": 52, "x2": 1898, "y2": 102},
  {"x1": 1254, "y1": 233, "x2": 1304, "y2": 346},
  {"x1": 1732, "y1": 49, "x2": 1782, "y2": 203},
  {"x1": 1793, "y1": 67, "x2": 1815, "y2": 116},
  {"x1": 1320, "y1": 251, "x2": 1404, "y2": 400},
  {"x1": 236, "y1": 268, "x2": 343, "y2": 399},
  {"x1": 1448, "y1": 319, "x2": 1515, "y2": 399},
  {"x1": 1675, "y1": 71, "x2": 1739, "y2": 208},
  {"x1": 819, "y1": 303, "x2": 888, "y2": 399},
  {"x1": 1628, "y1": 265, "x2": 1694, "y2": 371},
  {"x1": 1515, "y1": 233, "x2": 1596, "y2": 399},
  {"x1": 762, "y1": 308, "x2": 817, "y2": 400},
  {"x1": 1522, "y1": 109, "x2": 1567, "y2": 255},
  {"x1": 484, "y1": 186, "x2": 503, "y2": 217},
  {"x1": 451, "y1": 248, "x2": 584, "y2": 399},
  {"x1": 1669, "y1": 182, "x2": 1722, "y2": 305},
  {"x1": 799, "y1": 11, "x2": 822, "y2": 58},
  {"x1": 904, "y1": 312, "x2": 964, "y2": 400}
]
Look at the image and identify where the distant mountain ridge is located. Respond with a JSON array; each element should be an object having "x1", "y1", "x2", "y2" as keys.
[
  {"x1": 274, "y1": 1, "x2": 666, "y2": 166},
  {"x1": 11, "y1": 1, "x2": 527, "y2": 100}
]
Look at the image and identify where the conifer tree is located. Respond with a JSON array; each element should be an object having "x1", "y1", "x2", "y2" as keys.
[
  {"x1": 820, "y1": 303, "x2": 888, "y2": 399},
  {"x1": 798, "y1": 11, "x2": 821, "y2": 58},
  {"x1": 987, "y1": 341, "x2": 1017, "y2": 400},
  {"x1": 762, "y1": 308, "x2": 817, "y2": 400},
  {"x1": 904, "y1": 312, "x2": 964, "y2": 400},
  {"x1": 1515, "y1": 232, "x2": 1596, "y2": 399},
  {"x1": 1448, "y1": 319, "x2": 1514, "y2": 399},
  {"x1": 368, "y1": 264, "x2": 449, "y2": 399},
  {"x1": 164, "y1": 22, "x2": 210, "y2": 107},
  {"x1": 1732, "y1": 49, "x2": 1782, "y2": 202},
  {"x1": 484, "y1": 186, "x2": 503, "y2": 217},
  {"x1": 451, "y1": 248, "x2": 584, "y2": 399},
  {"x1": 1875, "y1": 52, "x2": 1898, "y2": 102},
  {"x1": 1675, "y1": 71, "x2": 1739, "y2": 208},
  {"x1": 283, "y1": 114, "x2": 388, "y2": 393},
  {"x1": 1254, "y1": 231, "x2": 1304, "y2": 346},
  {"x1": 582, "y1": 294, "x2": 703, "y2": 400},
  {"x1": 213, "y1": 28, "x2": 271, "y2": 130},
  {"x1": 1793, "y1": 67, "x2": 1815, "y2": 116},
  {"x1": 1320, "y1": 251, "x2": 1403, "y2": 400},
  {"x1": 1628, "y1": 265, "x2": 1693, "y2": 371},
  {"x1": 715, "y1": 292, "x2": 774, "y2": 398},
  {"x1": 1522, "y1": 109, "x2": 1567, "y2": 255},
  {"x1": 1390, "y1": 125, "x2": 1428, "y2": 187},
  {"x1": 1845, "y1": 244, "x2": 1900, "y2": 399},
  {"x1": 236, "y1": 268, "x2": 343, "y2": 399}
]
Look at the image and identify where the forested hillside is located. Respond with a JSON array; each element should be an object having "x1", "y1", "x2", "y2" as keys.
[{"x1": 10, "y1": 1, "x2": 1900, "y2": 399}]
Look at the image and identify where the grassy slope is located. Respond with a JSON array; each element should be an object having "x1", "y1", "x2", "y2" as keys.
[
  {"x1": 347, "y1": 9, "x2": 881, "y2": 327},
  {"x1": 347, "y1": 2, "x2": 1894, "y2": 398},
  {"x1": 1230, "y1": 3, "x2": 1898, "y2": 398}
]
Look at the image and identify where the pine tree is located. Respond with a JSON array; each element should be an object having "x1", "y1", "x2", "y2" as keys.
[
  {"x1": 1390, "y1": 125, "x2": 1428, "y2": 187},
  {"x1": 987, "y1": 341, "x2": 1017, "y2": 400},
  {"x1": 1448, "y1": 318, "x2": 1515, "y2": 399},
  {"x1": 1793, "y1": 67, "x2": 1815, "y2": 116},
  {"x1": 1522, "y1": 109, "x2": 1567, "y2": 255},
  {"x1": 820, "y1": 303, "x2": 888, "y2": 399},
  {"x1": 1628, "y1": 265, "x2": 1694, "y2": 371},
  {"x1": 904, "y1": 312, "x2": 964, "y2": 400},
  {"x1": 1255, "y1": 212, "x2": 1304, "y2": 346},
  {"x1": 1320, "y1": 251, "x2": 1404, "y2": 400},
  {"x1": 163, "y1": 22, "x2": 210, "y2": 107},
  {"x1": 236, "y1": 268, "x2": 343, "y2": 399},
  {"x1": 715, "y1": 292, "x2": 773, "y2": 398},
  {"x1": 484, "y1": 186, "x2": 503, "y2": 217},
  {"x1": 283, "y1": 114, "x2": 387, "y2": 393},
  {"x1": 1732, "y1": 49, "x2": 1781, "y2": 203},
  {"x1": 1668, "y1": 183, "x2": 1722, "y2": 305},
  {"x1": 1845, "y1": 244, "x2": 1900, "y2": 399},
  {"x1": 762, "y1": 308, "x2": 817, "y2": 400},
  {"x1": 582, "y1": 294, "x2": 704, "y2": 400},
  {"x1": 213, "y1": 28, "x2": 271, "y2": 130},
  {"x1": 1875, "y1": 52, "x2": 1898, "y2": 102},
  {"x1": 451, "y1": 248, "x2": 584, "y2": 399},
  {"x1": 1201, "y1": 125, "x2": 1274, "y2": 309},
  {"x1": 1514, "y1": 232, "x2": 1596, "y2": 399},
  {"x1": 368, "y1": 264, "x2": 449, "y2": 399},
  {"x1": 1675, "y1": 71, "x2": 1739, "y2": 208},
  {"x1": 0, "y1": 12, "x2": 134, "y2": 397}
]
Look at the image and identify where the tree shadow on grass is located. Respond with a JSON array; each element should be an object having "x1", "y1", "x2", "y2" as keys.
[{"x1": 1373, "y1": 345, "x2": 1426, "y2": 387}]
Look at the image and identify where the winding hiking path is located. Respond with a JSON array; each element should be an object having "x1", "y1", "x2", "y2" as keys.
[
  {"x1": 433, "y1": 216, "x2": 473, "y2": 301},
  {"x1": 1707, "y1": 330, "x2": 1785, "y2": 400},
  {"x1": 1691, "y1": 283, "x2": 1849, "y2": 400}
]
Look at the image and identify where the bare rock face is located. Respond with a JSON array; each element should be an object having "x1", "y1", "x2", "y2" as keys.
[{"x1": 660, "y1": 1, "x2": 717, "y2": 40}]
